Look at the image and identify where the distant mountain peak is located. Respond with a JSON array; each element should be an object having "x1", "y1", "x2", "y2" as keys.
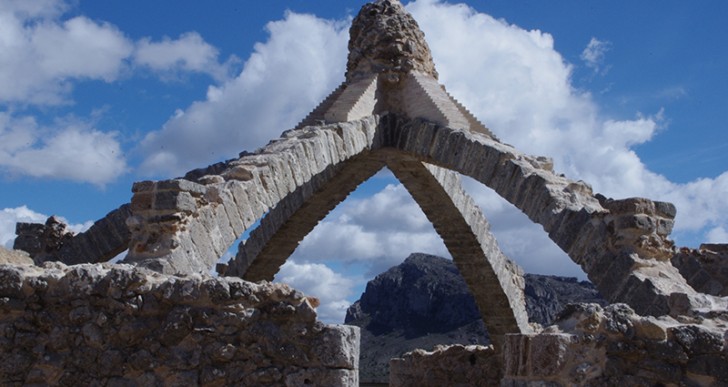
[{"x1": 346, "y1": 253, "x2": 606, "y2": 384}]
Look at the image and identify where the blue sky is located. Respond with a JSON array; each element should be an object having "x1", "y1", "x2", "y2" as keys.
[{"x1": 1, "y1": 0, "x2": 727, "y2": 322}]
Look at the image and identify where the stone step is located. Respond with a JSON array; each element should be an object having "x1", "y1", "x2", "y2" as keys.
[
  {"x1": 295, "y1": 82, "x2": 347, "y2": 130},
  {"x1": 443, "y1": 88, "x2": 498, "y2": 139},
  {"x1": 324, "y1": 74, "x2": 378, "y2": 123},
  {"x1": 405, "y1": 72, "x2": 470, "y2": 132}
]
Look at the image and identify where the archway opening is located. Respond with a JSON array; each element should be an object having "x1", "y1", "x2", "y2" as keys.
[{"x1": 270, "y1": 166, "x2": 450, "y2": 323}]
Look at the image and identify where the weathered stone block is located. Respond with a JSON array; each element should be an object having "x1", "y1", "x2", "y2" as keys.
[
  {"x1": 154, "y1": 190, "x2": 197, "y2": 213},
  {"x1": 155, "y1": 179, "x2": 207, "y2": 196},
  {"x1": 131, "y1": 180, "x2": 155, "y2": 193}
]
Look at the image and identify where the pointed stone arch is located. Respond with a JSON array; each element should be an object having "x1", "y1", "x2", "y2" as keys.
[
  {"x1": 122, "y1": 113, "x2": 533, "y2": 348},
  {"x1": 119, "y1": 0, "x2": 708, "y2": 330},
  {"x1": 123, "y1": 111, "x2": 701, "y2": 320},
  {"x1": 225, "y1": 145, "x2": 532, "y2": 347}
]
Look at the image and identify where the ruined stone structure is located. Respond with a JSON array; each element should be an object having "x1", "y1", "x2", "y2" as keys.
[
  {"x1": 0, "y1": 263, "x2": 358, "y2": 385},
  {"x1": 9, "y1": 0, "x2": 728, "y2": 385},
  {"x1": 392, "y1": 303, "x2": 728, "y2": 386}
]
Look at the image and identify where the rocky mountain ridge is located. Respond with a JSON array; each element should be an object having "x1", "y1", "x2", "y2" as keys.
[{"x1": 345, "y1": 253, "x2": 606, "y2": 384}]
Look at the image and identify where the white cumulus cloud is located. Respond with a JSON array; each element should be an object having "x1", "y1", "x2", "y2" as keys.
[
  {"x1": 707, "y1": 226, "x2": 728, "y2": 244},
  {"x1": 134, "y1": 32, "x2": 238, "y2": 82},
  {"x1": 274, "y1": 260, "x2": 358, "y2": 323},
  {"x1": 292, "y1": 183, "x2": 450, "y2": 277},
  {"x1": 0, "y1": 112, "x2": 127, "y2": 186},
  {"x1": 407, "y1": 0, "x2": 728, "y2": 241},
  {"x1": 0, "y1": 0, "x2": 133, "y2": 105},
  {"x1": 137, "y1": 11, "x2": 350, "y2": 176},
  {"x1": 0, "y1": 0, "x2": 237, "y2": 185}
]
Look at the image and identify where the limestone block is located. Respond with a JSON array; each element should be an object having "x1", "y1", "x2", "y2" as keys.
[
  {"x1": 200, "y1": 205, "x2": 236, "y2": 262},
  {"x1": 672, "y1": 246, "x2": 728, "y2": 297},
  {"x1": 131, "y1": 180, "x2": 155, "y2": 193},
  {"x1": 633, "y1": 316, "x2": 668, "y2": 341},
  {"x1": 324, "y1": 74, "x2": 377, "y2": 123},
  {"x1": 153, "y1": 190, "x2": 198, "y2": 213},
  {"x1": 155, "y1": 179, "x2": 207, "y2": 196},
  {"x1": 222, "y1": 165, "x2": 254, "y2": 181},
  {"x1": 312, "y1": 325, "x2": 360, "y2": 369},
  {"x1": 185, "y1": 220, "x2": 218, "y2": 270},
  {"x1": 0, "y1": 246, "x2": 33, "y2": 265},
  {"x1": 226, "y1": 181, "x2": 257, "y2": 229},
  {"x1": 130, "y1": 191, "x2": 154, "y2": 213},
  {"x1": 206, "y1": 185, "x2": 246, "y2": 237}
]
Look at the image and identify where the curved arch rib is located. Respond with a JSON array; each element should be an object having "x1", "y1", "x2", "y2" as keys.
[
  {"x1": 123, "y1": 113, "x2": 706, "y2": 318},
  {"x1": 384, "y1": 153, "x2": 531, "y2": 347},
  {"x1": 226, "y1": 153, "x2": 386, "y2": 281},
  {"x1": 381, "y1": 116, "x2": 699, "y2": 316},
  {"x1": 123, "y1": 116, "x2": 381, "y2": 274},
  {"x1": 231, "y1": 145, "x2": 530, "y2": 349}
]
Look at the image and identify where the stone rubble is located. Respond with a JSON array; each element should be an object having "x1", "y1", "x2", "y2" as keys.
[{"x1": 0, "y1": 247, "x2": 33, "y2": 266}]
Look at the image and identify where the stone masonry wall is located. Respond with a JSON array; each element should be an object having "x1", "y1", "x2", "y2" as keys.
[
  {"x1": 0, "y1": 263, "x2": 359, "y2": 386},
  {"x1": 503, "y1": 303, "x2": 728, "y2": 386},
  {"x1": 392, "y1": 303, "x2": 727, "y2": 386}
]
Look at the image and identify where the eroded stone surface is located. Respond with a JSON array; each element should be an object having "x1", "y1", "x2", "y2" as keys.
[
  {"x1": 672, "y1": 244, "x2": 728, "y2": 297},
  {"x1": 346, "y1": 0, "x2": 437, "y2": 81},
  {"x1": 14, "y1": 205, "x2": 131, "y2": 265},
  {"x1": 395, "y1": 303, "x2": 728, "y2": 386}
]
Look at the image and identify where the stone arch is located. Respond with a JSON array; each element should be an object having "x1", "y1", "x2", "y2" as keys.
[
  {"x1": 124, "y1": 116, "x2": 382, "y2": 275},
  {"x1": 122, "y1": 110, "x2": 700, "y2": 322},
  {"x1": 226, "y1": 146, "x2": 531, "y2": 347},
  {"x1": 225, "y1": 151, "x2": 386, "y2": 280},
  {"x1": 377, "y1": 116, "x2": 699, "y2": 316},
  {"x1": 124, "y1": 114, "x2": 532, "y2": 348}
]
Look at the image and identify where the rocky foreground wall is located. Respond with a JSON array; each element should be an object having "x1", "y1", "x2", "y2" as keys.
[
  {"x1": 0, "y1": 263, "x2": 358, "y2": 386},
  {"x1": 391, "y1": 303, "x2": 728, "y2": 386}
]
